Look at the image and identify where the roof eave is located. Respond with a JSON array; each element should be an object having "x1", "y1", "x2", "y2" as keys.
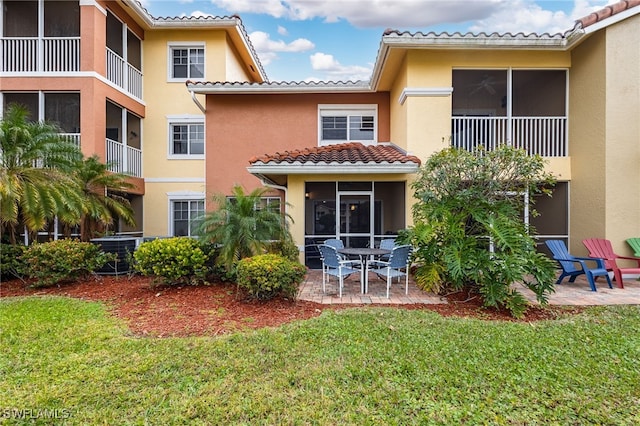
[
  {"x1": 187, "y1": 82, "x2": 373, "y2": 95},
  {"x1": 582, "y1": 5, "x2": 640, "y2": 34},
  {"x1": 247, "y1": 163, "x2": 420, "y2": 175},
  {"x1": 121, "y1": 1, "x2": 267, "y2": 82},
  {"x1": 370, "y1": 33, "x2": 578, "y2": 90}
]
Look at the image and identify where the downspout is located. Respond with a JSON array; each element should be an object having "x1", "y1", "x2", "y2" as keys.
[
  {"x1": 190, "y1": 91, "x2": 206, "y2": 114},
  {"x1": 259, "y1": 178, "x2": 288, "y2": 214}
]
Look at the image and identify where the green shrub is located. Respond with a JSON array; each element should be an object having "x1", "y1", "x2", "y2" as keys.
[
  {"x1": 236, "y1": 254, "x2": 306, "y2": 300},
  {"x1": 133, "y1": 237, "x2": 208, "y2": 285},
  {"x1": 266, "y1": 237, "x2": 301, "y2": 262},
  {"x1": 19, "y1": 239, "x2": 115, "y2": 287},
  {"x1": 0, "y1": 243, "x2": 26, "y2": 280}
]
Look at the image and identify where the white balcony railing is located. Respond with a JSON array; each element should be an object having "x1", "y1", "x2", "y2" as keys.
[
  {"x1": 106, "y1": 138, "x2": 142, "y2": 178},
  {"x1": 106, "y1": 48, "x2": 143, "y2": 99},
  {"x1": 451, "y1": 116, "x2": 567, "y2": 157},
  {"x1": 60, "y1": 133, "x2": 81, "y2": 148},
  {"x1": 1, "y1": 37, "x2": 80, "y2": 72}
]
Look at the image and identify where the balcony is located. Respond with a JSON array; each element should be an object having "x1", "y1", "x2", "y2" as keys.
[
  {"x1": 1, "y1": 37, "x2": 80, "y2": 72},
  {"x1": 106, "y1": 138, "x2": 142, "y2": 178},
  {"x1": 60, "y1": 133, "x2": 81, "y2": 148},
  {"x1": 451, "y1": 117, "x2": 567, "y2": 157},
  {"x1": 106, "y1": 48, "x2": 143, "y2": 99}
]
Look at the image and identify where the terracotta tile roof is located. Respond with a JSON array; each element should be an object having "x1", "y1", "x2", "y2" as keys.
[
  {"x1": 249, "y1": 143, "x2": 421, "y2": 166},
  {"x1": 576, "y1": 0, "x2": 640, "y2": 29}
]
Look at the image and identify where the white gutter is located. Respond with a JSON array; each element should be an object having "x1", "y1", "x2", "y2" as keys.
[{"x1": 190, "y1": 91, "x2": 206, "y2": 114}]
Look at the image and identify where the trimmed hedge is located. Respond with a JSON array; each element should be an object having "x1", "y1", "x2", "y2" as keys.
[
  {"x1": 133, "y1": 237, "x2": 208, "y2": 285},
  {"x1": 236, "y1": 254, "x2": 306, "y2": 300},
  {"x1": 19, "y1": 239, "x2": 115, "y2": 287}
]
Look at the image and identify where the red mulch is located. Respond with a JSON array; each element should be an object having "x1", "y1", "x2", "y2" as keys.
[{"x1": 0, "y1": 275, "x2": 582, "y2": 337}]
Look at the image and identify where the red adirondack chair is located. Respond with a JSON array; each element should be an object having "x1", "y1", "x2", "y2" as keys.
[{"x1": 582, "y1": 238, "x2": 640, "y2": 288}]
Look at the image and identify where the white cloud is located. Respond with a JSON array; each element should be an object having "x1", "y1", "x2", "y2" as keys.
[
  {"x1": 210, "y1": 0, "x2": 620, "y2": 32},
  {"x1": 211, "y1": 0, "x2": 289, "y2": 18},
  {"x1": 468, "y1": 0, "x2": 618, "y2": 35},
  {"x1": 249, "y1": 31, "x2": 314, "y2": 65},
  {"x1": 309, "y1": 52, "x2": 372, "y2": 81},
  {"x1": 212, "y1": 0, "x2": 505, "y2": 28},
  {"x1": 277, "y1": 25, "x2": 288, "y2": 36},
  {"x1": 182, "y1": 10, "x2": 210, "y2": 18},
  {"x1": 249, "y1": 31, "x2": 315, "y2": 52}
]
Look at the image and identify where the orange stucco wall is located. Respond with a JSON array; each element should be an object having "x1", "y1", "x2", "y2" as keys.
[
  {"x1": 4, "y1": 76, "x2": 143, "y2": 159},
  {"x1": 204, "y1": 92, "x2": 391, "y2": 197}
]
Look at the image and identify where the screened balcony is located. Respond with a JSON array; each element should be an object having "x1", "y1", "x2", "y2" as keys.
[
  {"x1": 451, "y1": 69, "x2": 568, "y2": 157},
  {"x1": 1, "y1": 0, "x2": 80, "y2": 72},
  {"x1": 105, "y1": 10, "x2": 143, "y2": 99},
  {"x1": 105, "y1": 101, "x2": 142, "y2": 178}
]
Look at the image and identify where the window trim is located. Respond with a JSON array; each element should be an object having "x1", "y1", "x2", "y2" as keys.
[
  {"x1": 318, "y1": 104, "x2": 378, "y2": 146},
  {"x1": 167, "y1": 192, "x2": 205, "y2": 237},
  {"x1": 166, "y1": 115, "x2": 205, "y2": 159},
  {"x1": 167, "y1": 42, "x2": 206, "y2": 82}
]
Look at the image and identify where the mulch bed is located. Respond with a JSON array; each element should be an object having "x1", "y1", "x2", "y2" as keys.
[{"x1": 0, "y1": 275, "x2": 582, "y2": 337}]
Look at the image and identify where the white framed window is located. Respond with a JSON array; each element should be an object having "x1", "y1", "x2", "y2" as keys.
[
  {"x1": 318, "y1": 105, "x2": 377, "y2": 145},
  {"x1": 167, "y1": 115, "x2": 205, "y2": 159},
  {"x1": 168, "y1": 192, "x2": 205, "y2": 237},
  {"x1": 167, "y1": 42, "x2": 205, "y2": 81}
]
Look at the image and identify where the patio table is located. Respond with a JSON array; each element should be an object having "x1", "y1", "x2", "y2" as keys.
[{"x1": 338, "y1": 247, "x2": 391, "y2": 293}]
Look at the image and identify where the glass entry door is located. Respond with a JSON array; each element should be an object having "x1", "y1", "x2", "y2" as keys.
[{"x1": 339, "y1": 192, "x2": 373, "y2": 248}]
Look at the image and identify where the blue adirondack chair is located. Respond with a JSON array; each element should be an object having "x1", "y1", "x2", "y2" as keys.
[{"x1": 545, "y1": 240, "x2": 612, "y2": 292}]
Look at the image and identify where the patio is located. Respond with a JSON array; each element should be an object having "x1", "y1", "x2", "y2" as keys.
[{"x1": 298, "y1": 269, "x2": 640, "y2": 306}]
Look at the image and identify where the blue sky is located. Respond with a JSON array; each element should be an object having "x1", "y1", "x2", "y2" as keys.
[{"x1": 141, "y1": 0, "x2": 616, "y2": 82}]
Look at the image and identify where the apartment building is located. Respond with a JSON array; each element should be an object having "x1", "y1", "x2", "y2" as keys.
[{"x1": 0, "y1": 0, "x2": 265, "y2": 239}]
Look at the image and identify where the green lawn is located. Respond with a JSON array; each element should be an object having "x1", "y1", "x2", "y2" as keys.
[{"x1": 1, "y1": 296, "x2": 639, "y2": 425}]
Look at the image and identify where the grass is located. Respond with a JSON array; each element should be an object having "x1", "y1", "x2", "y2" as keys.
[{"x1": 1, "y1": 297, "x2": 640, "y2": 425}]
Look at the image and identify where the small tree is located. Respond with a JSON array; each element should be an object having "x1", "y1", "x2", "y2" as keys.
[
  {"x1": 198, "y1": 185, "x2": 294, "y2": 272},
  {"x1": 0, "y1": 104, "x2": 83, "y2": 243},
  {"x1": 72, "y1": 155, "x2": 136, "y2": 241},
  {"x1": 405, "y1": 145, "x2": 557, "y2": 317}
]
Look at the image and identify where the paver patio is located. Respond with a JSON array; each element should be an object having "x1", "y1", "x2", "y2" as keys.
[{"x1": 298, "y1": 269, "x2": 640, "y2": 306}]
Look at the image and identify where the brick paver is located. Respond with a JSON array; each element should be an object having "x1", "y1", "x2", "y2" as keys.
[{"x1": 298, "y1": 270, "x2": 640, "y2": 306}]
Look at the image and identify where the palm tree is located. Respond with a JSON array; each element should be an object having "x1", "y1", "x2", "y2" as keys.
[
  {"x1": 198, "y1": 185, "x2": 292, "y2": 271},
  {"x1": 72, "y1": 155, "x2": 136, "y2": 241},
  {"x1": 0, "y1": 104, "x2": 83, "y2": 243}
]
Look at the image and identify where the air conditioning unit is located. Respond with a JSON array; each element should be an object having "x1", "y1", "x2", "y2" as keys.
[{"x1": 90, "y1": 236, "x2": 139, "y2": 275}]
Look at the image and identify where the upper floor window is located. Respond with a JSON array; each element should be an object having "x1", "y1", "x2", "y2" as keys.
[
  {"x1": 168, "y1": 43, "x2": 204, "y2": 81},
  {"x1": 318, "y1": 105, "x2": 377, "y2": 145},
  {"x1": 167, "y1": 116, "x2": 204, "y2": 158}
]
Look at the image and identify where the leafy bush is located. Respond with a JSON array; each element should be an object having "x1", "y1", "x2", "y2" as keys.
[
  {"x1": 0, "y1": 243, "x2": 26, "y2": 280},
  {"x1": 19, "y1": 239, "x2": 115, "y2": 287},
  {"x1": 133, "y1": 237, "x2": 208, "y2": 285},
  {"x1": 266, "y1": 237, "x2": 300, "y2": 262},
  {"x1": 236, "y1": 254, "x2": 306, "y2": 300},
  {"x1": 407, "y1": 146, "x2": 557, "y2": 318}
]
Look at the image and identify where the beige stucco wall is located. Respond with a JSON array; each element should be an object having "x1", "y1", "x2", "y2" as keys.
[
  {"x1": 225, "y1": 35, "x2": 252, "y2": 82},
  {"x1": 142, "y1": 29, "x2": 231, "y2": 236},
  {"x1": 387, "y1": 48, "x2": 573, "y2": 230},
  {"x1": 569, "y1": 15, "x2": 640, "y2": 256}
]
